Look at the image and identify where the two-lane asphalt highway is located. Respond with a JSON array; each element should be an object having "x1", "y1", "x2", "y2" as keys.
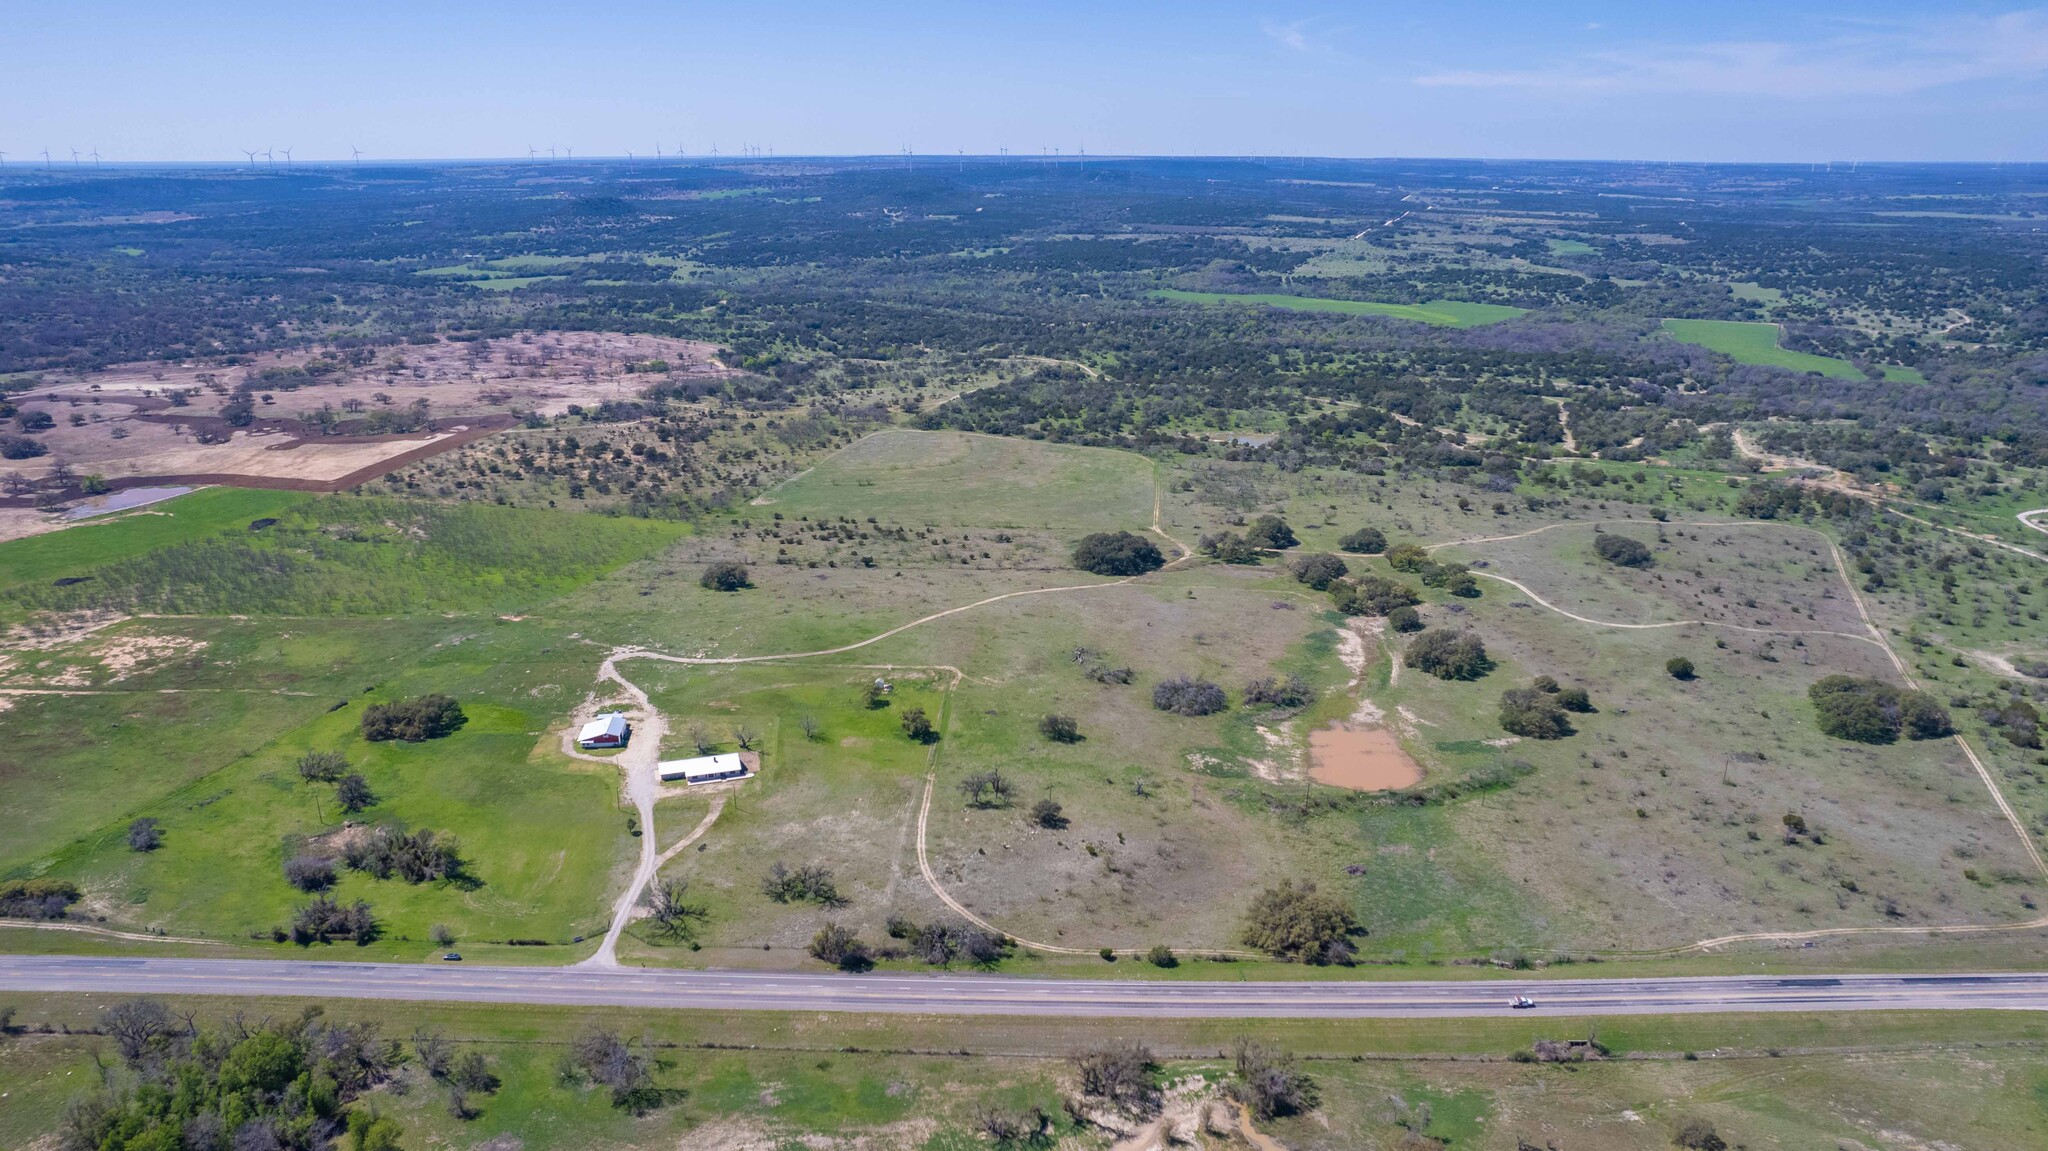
[{"x1": 3, "y1": 956, "x2": 2048, "y2": 1017}]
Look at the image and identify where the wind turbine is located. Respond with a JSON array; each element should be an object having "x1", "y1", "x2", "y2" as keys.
[
  {"x1": 351, "y1": 146, "x2": 363, "y2": 167},
  {"x1": 527, "y1": 145, "x2": 537, "y2": 161},
  {"x1": 548, "y1": 145, "x2": 556, "y2": 160},
  {"x1": 626, "y1": 150, "x2": 635, "y2": 170},
  {"x1": 263, "y1": 147, "x2": 274, "y2": 171},
  {"x1": 564, "y1": 147, "x2": 572, "y2": 160},
  {"x1": 40, "y1": 148, "x2": 51, "y2": 171},
  {"x1": 90, "y1": 147, "x2": 101, "y2": 168},
  {"x1": 70, "y1": 148, "x2": 81, "y2": 168},
  {"x1": 243, "y1": 148, "x2": 259, "y2": 168},
  {"x1": 0, "y1": 151, "x2": 9, "y2": 168},
  {"x1": 280, "y1": 146, "x2": 292, "y2": 171}
]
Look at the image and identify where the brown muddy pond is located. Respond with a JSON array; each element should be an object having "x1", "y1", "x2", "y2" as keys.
[{"x1": 1308, "y1": 724, "x2": 1422, "y2": 791}]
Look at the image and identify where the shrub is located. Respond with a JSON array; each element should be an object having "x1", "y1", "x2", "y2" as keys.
[
  {"x1": 1038, "y1": 713, "x2": 1082, "y2": 742},
  {"x1": 809, "y1": 923, "x2": 873, "y2": 971},
  {"x1": 1145, "y1": 944, "x2": 1177, "y2": 968},
  {"x1": 1330, "y1": 573, "x2": 1420, "y2": 617},
  {"x1": 127, "y1": 817, "x2": 163, "y2": 852},
  {"x1": 1030, "y1": 798, "x2": 1068, "y2": 829},
  {"x1": 0, "y1": 878, "x2": 80, "y2": 919},
  {"x1": 1241, "y1": 880, "x2": 1359, "y2": 963},
  {"x1": 1404, "y1": 629, "x2": 1491, "y2": 681},
  {"x1": 1673, "y1": 1117, "x2": 1728, "y2": 1151},
  {"x1": 1384, "y1": 543, "x2": 1430, "y2": 572},
  {"x1": 360, "y1": 694, "x2": 466, "y2": 742},
  {"x1": 1243, "y1": 675, "x2": 1314, "y2": 709},
  {"x1": 1337, "y1": 527, "x2": 1386, "y2": 554},
  {"x1": 1198, "y1": 531, "x2": 1261, "y2": 564},
  {"x1": 1593, "y1": 533, "x2": 1654, "y2": 567},
  {"x1": 699, "y1": 561, "x2": 750, "y2": 591},
  {"x1": 0, "y1": 435, "x2": 48, "y2": 460},
  {"x1": 959, "y1": 769, "x2": 1017, "y2": 808},
  {"x1": 1499, "y1": 688, "x2": 1573, "y2": 740},
  {"x1": 1808, "y1": 675, "x2": 1952, "y2": 744},
  {"x1": 1071, "y1": 531, "x2": 1164, "y2": 576},
  {"x1": 1666, "y1": 657, "x2": 1696, "y2": 680},
  {"x1": 1290, "y1": 553, "x2": 1349, "y2": 590},
  {"x1": 284, "y1": 855, "x2": 337, "y2": 891},
  {"x1": 1556, "y1": 686, "x2": 1594, "y2": 713},
  {"x1": 900, "y1": 705, "x2": 934, "y2": 742},
  {"x1": 1153, "y1": 676, "x2": 1227, "y2": 716},
  {"x1": 1229, "y1": 1039, "x2": 1319, "y2": 1119},
  {"x1": 342, "y1": 827, "x2": 462, "y2": 883},
  {"x1": 1386, "y1": 605, "x2": 1423, "y2": 633},
  {"x1": 761, "y1": 861, "x2": 844, "y2": 906},
  {"x1": 336, "y1": 773, "x2": 375, "y2": 814},
  {"x1": 1074, "y1": 1043, "x2": 1159, "y2": 1115},
  {"x1": 290, "y1": 895, "x2": 376, "y2": 944},
  {"x1": 296, "y1": 750, "x2": 348, "y2": 782},
  {"x1": 1243, "y1": 515, "x2": 1298, "y2": 549}
]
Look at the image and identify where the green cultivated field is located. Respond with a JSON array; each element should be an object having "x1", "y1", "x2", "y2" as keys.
[
  {"x1": 1663, "y1": 318, "x2": 1926, "y2": 382},
  {"x1": 1153, "y1": 289, "x2": 1527, "y2": 327}
]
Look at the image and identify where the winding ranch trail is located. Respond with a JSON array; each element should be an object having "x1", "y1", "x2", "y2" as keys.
[
  {"x1": 575, "y1": 478, "x2": 1210, "y2": 960},
  {"x1": 1428, "y1": 517, "x2": 2048, "y2": 951},
  {"x1": 582, "y1": 503, "x2": 2045, "y2": 962}
]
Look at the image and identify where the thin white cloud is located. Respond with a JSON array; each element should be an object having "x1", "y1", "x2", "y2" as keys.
[
  {"x1": 1416, "y1": 10, "x2": 2048, "y2": 98},
  {"x1": 1261, "y1": 18, "x2": 1313, "y2": 53}
]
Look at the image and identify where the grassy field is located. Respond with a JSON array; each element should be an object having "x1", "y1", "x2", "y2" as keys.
[
  {"x1": 3, "y1": 994, "x2": 2046, "y2": 1150},
  {"x1": 1662, "y1": 318, "x2": 1927, "y2": 383},
  {"x1": 1153, "y1": 289, "x2": 1527, "y2": 327},
  {"x1": 760, "y1": 429, "x2": 1157, "y2": 534},
  {"x1": 6, "y1": 495, "x2": 688, "y2": 616},
  {"x1": 0, "y1": 486, "x2": 307, "y2": 595}
]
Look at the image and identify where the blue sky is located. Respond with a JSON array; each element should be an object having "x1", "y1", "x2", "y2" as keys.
[{"x1": 6, "y1": 2, "x2": 2047, "y2": 163}]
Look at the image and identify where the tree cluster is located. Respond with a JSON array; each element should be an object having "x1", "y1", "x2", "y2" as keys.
[
  {"x1": 359, "y1": 694, "x2": 466, "y2": 742},
  {"x1": 884, "y1": 915, "x2": 1012, "y2": 967},
  {"x1": 1593, "y1": 532, "x2": 1654, "y2": 567},
  {"x1": 1071, "y1": 530, "x2": 1165, "y2": 576},
  {"x1": 1807, "y1": 675, "x2": 1952, "y2": 744},
  {"x1": 341, "y1": 827, "x2": 464, "y2": 884},
  {"x1": 1404, "y1": 628, "x2": 1492, "y2": 680}
]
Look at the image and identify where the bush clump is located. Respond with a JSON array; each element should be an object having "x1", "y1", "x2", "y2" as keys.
[
  {"x1": 0, "y1": 878, "x2": 80, "y2": 919},
  {"x1": 1243, "y1": 515, "x2": 1298, "y2": 549},
  {"x1": 1666, "y1": 657, "x2": 1696, "y2": 680},
  {"x1": 1071, "y1": 531, "x2": 1165, "y2": 576},
  {"x1": 1198, "y1": 531, "x2": 1261, "y2": 564},
  {"x1": 1386, "y1": 605, "x2": 1423, "y2": 633},
  {"x1": 700, "y1": 562, "x2": 751, "y2": 591},
  {"x1": 1290, "y1": 553, "x2": 1349, "y2": 590},
  {"x1": 1243, "y1": 675, "x2": 1314, "y2": 709},
  {"x1": 1330, "y1": 573, "x2": 1420, "y2": 617},
  {"x1": 1499, "y1": 688, "x2": 1574, "y2": 740},
  {"x1": 1240, "y1": 880, "x2": 1359, "y2": 964},
  {"x1": 809, "y1": 923, "x2": 873, "y2": 971},
  {"x1": 1153, "y1": 676, "x2": 1227, "y2": 716},
  {"x1": 1807, "y1": 675, "x2": 1952, "y2": 744},
  {"x1": 1038, "y1": 713, "x2": 1082, "y2": 742},
  {"x1": 1404, "y1": 629, "x2": 1492, "y2": 681},
  {"x1": 1337, "y1": 527, "x2": 1386, "y2": 554},
  {"x1": 360, "y1": 694, "x2": 466, "y2": 742},
  {"x1": 1594, "y1": 533, "x2": 1654, "y2": 567}
]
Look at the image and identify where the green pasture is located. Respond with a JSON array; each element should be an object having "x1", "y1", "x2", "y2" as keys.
[
  {"x1": 759, "y1": 429, "x2": 1156, "y2": 533},
  {"x1": 1662, "y1": 318, "x2": 1926, "y2": 383},
  {"x1": 1151, "y1": 289, "x2": 1527, "y2": 327},
  {"x1": 6, "y1": 495, "x2": 687, "y2": 617},
  {"x1": 0, "y1": 487, "x2": 307, "y2": 595}
]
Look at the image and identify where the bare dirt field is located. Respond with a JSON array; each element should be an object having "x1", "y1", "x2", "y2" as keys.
[{"x1": 6, "y1": 331, "x2": 730, "y2": 491}]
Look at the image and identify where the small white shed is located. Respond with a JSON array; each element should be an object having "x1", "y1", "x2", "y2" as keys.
[{"x1": 658, "y1": 753, "x2": 749, "y2": 784}]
